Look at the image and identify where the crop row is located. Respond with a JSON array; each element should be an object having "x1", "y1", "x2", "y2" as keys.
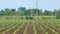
[{"x1": 0, "y1": 21, "x2": 60, "y2": 34}]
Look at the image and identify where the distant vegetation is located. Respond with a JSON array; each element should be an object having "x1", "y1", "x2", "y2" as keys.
[{"x1": 0, "y1": 7, "x2": 60, "y2": 19}]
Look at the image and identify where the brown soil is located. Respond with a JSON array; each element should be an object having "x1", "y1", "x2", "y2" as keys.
[
  {"x1": 0, "y1": 24, "x2": 15, "y2": 34},
  {"x1": 35, "y1": 23, "x2": 44, "y2": 34},
  {"x1": 0, "y1": 24, "x2": 2, "y2": 26},
  {"x1": 26, "y1": 22, "x2": 34, "y2": 34},
  {"x1": 42, "y1": 24, "x2": 55, "y2": 34},
  {"x1": 52, "y1": 24, "x2": 60, "y2": 34},
  {"x1": 56, "y1": 30, "x2": 60, "y2": 34},
  {"x1": 0, "y1": 27, "x2": 7, "y2": 34},
  {"x1": 5, "y1": 24, "x2": 19, "y2": 34},
  {"x1": 16, "y1": 23, "x2": 27, "y2": 34}
]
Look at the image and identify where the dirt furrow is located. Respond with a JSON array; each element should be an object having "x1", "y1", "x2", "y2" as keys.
[
  {"x1": 26, "y1": 22, "x2": 34, "y2": 34},
  {"x1": 34, "y1": 23, "x2": 43, "y2": 34},
  {"x1": 4, "y1": 24, "x2": 19, "y2": 34},
  {"x1": 42, "y1": 24, "x2": 55, "y2": 34},
  {"x1": 16, "y1": 23, "x2": 27, "y2": 34},
  {"x1": 0, "y1": 24, "x2": 15, "y2": 34}
]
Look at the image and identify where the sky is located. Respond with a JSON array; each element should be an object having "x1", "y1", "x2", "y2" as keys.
[{"x1": 0, "y1": 0, "x2": 60, "y2": 11}]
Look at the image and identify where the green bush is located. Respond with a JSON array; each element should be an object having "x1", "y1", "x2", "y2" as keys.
[
  {"x1": 20, "y1": 17, "x2": 24, "y2": 19},
  {"x1": 26, "y1": 16, "x2": 34, "y2": 20},
  {"x1": 56, "y1": 15, "x2": 60, "y2": 19},
  {"x1": 5, "y1": 16, "x2": 10, "y2": 19}
]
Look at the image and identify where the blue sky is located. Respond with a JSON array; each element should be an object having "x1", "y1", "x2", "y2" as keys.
[{"x1": 0, "y1": 0, "x2": 60, "y2": 11}]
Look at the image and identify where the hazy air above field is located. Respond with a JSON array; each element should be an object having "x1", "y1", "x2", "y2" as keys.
[{"x1": 0, "y1": 0, "x2": 60, "y2": 11}]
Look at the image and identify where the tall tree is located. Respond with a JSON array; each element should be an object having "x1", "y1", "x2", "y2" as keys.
[
  {"x1": 0, "y1": 10, "x2": 4, "y2": 15},
  {"x1": 38, "y1": 9, "x2": 42, "y2": 16},
  {"x1": 44, "y1": 10, "x2": 52, "y2": 16},
  {"x1": 11, "y1": 9, "x2": 16, "y2": 12},
  {"x1": 4, "y1": 8, "x2": 12, "y2": 15},
  {"x1": 18, "y1": 7, "x2": 26, "y2": 11},
  {"x1": 56, "y1": 9, "x2": 60, "y2": 19}
]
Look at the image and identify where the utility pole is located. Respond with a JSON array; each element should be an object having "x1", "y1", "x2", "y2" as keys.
[
  {"x1": 30, "y1": 0, "x2": 38, "y2": 16},
  {"x1": 36, "y1": 0, "x2": 38, "y2": 16}
]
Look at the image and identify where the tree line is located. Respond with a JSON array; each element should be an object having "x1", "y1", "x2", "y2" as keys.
[{"x1": 0, "y1": 7, "x2": 60, "y2": 19}]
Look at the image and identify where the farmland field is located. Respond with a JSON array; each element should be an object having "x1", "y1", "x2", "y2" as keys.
[{"x1": 0, "y1": 19, "x2": 60, "y2": 34}]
